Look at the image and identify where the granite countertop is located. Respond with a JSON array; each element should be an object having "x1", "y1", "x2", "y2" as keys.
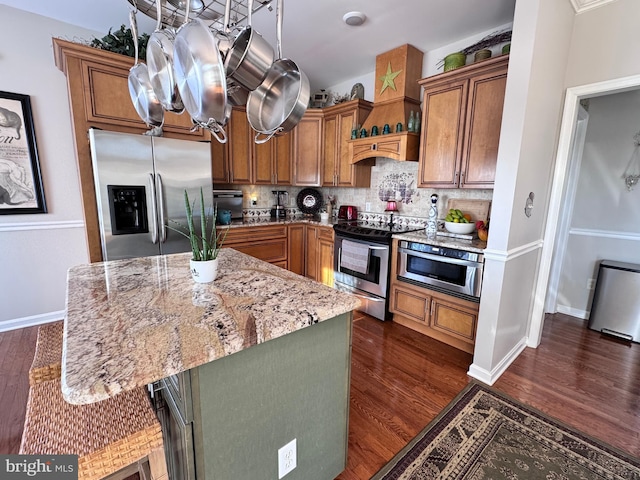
[
  {"x1": 393, "y1": 229, "x2": 487, "y2": 253},
  {"x1": 62, "y1": 249, "x2": 360, "y2": 405}
]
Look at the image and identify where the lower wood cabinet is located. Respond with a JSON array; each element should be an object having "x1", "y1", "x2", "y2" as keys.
[
  {"x1": 305, "y1": 224, "x2": 334, "y2": 287},
  {"x1": 287, "y1": 224, "x2": 306, "y2": 276},
  {"x1": 222, "y1": 225, "x2": 288, "y2": 267},
  {"x1": 389, "y1": 280, "x2": 478, "y2": 354}
]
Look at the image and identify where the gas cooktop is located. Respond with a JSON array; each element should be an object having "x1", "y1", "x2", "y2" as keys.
[{"x1": 333, "y1": 220, "x2": 424, "y2": 243}]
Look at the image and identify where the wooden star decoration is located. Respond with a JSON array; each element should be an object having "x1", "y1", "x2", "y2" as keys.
[{"x1": 379, "y1": 62, "x2": 402, "y2": 95}]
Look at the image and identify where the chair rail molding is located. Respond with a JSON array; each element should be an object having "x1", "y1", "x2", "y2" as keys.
[{"x1": 0, "y1": 220, "x2": 84, "y2": 232}]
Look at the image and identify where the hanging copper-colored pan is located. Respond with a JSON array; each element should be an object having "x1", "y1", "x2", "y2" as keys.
[{"x1": 128, "y1": 9, "x2": 164, "y2": 127}]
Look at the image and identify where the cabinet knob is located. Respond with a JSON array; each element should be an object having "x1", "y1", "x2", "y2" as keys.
[{"x1": 370, "y1": 144, "x2": 377, "y2": 151}]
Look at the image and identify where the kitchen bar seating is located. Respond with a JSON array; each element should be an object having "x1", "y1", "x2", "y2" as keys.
[{"x1": 20, "y1": 322, "x2": 168, "y2": 480}]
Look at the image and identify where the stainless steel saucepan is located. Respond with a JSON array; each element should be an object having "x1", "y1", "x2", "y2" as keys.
[
  {"x1": 246, "y1": 0, "x2": 309, "y2": 144},
  {"x1": 219, "y1": 0, "x2": 249, "y2": 106},
  {"x1": 173, "y1": 1, "x2": 228, "y2": 142},
  {"x1": 128, "y1": 9, "x2": 164, "y2": 127},
  {"x1": 146, "y1": 0, "x2": 184, "y2": 113},
  {"x1": 224, "y1": 0, "x2": 274, "y2": 92}
]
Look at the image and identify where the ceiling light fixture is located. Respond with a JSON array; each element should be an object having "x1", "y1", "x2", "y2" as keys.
[{"x1": 343, "y1": 11, "x2": 366, "y2": 27}]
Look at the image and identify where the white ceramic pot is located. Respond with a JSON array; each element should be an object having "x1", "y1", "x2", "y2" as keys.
[{"x1": 190, "y1": 258, "x2": 219, "y2": 283}]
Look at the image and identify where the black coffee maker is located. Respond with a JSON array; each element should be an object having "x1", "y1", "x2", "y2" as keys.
[{"x1": 270, "y1": 190, "x2": 288, "y2": 218}]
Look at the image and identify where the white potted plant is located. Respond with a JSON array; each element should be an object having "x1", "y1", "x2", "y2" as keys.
[{"x1": 171, "y1": 188, "x2": 229, "y2": 283}]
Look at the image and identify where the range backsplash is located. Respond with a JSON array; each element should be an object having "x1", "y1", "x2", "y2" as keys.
[{"x1": 233, "y1": 158, "x2": 493, "y2": 222}]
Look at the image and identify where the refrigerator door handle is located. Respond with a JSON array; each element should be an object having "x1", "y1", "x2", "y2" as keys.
[
  {"x1": 149, "y1": 173, "x2": 159, "y2": 244},
  {"x1": 156, "y1": 173, "x2": 167, "y2": 243}
]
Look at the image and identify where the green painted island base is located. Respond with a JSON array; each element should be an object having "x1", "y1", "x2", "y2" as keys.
[{"x1": 158, "y1": 312, "x2": 353, "y2": 480}]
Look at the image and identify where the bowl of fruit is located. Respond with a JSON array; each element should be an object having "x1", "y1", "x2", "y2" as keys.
[{"x1": 444, "y1": 208, "x2": 475, "y2": 234}]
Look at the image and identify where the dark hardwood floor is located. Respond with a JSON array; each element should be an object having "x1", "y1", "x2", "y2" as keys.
[{"x1": 1, "y1": 312, "x2": 638, "y2": 479}]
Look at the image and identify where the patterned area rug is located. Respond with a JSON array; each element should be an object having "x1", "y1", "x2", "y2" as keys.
[{"x1": 372, "y1": 382, "x2": 640, "y2": 479}]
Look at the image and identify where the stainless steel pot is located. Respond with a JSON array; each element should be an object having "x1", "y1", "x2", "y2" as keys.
[
  {"x1": 173, "y1": 8, "x2": 228, "y2": 143},
  {"x1": 246, "y1": 0, "x2": 309, "y2": 144},
  {"x1": 128, "y1": 9, "x2": 164, "y2": 127},
  {"x1": 224, "y1": 0, "x2": 274, "y2": 91},
  {"x1": 146, "y1": 0, "x2": 184, "y2": 112},
  {"x1": 219, "y1": 0, "x2": 249, "y2": 107}
]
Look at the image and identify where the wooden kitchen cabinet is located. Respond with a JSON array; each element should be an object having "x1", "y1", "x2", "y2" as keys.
[
  {"x1": 322, "y1": 100, "x2": 374, "y2": 187},
  {"x1": 305, "y1": 225, "x2": 334, "y2": 287},
  {"x1": 223, "y1": 225, "x2": 288, "y2": 267},
  {"x1": 226, "y1": 107, "x2": 254, "y2": 184},
  {"x1": 287, "y1": 224, "x2": 306, "y2": 276},
  {"x1": 293, "y1": 110, "x2": 324, "y2": 186},
  {"x1": 389, "y1": 240, "x2": 478, "y2": 353},
  {"x1": 418, "y1": 54, "x2": 508, "y2": 189},
  {"x1": 254, "y1": 131, "x2": 293, "y2": 185}
]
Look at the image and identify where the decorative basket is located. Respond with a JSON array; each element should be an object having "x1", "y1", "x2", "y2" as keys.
[
  {"x1": 443, "y1": 53, "x2": 466, "y2": 72},
  {"x1": 474, "y1": 49, "x2": 492, "y2": 62}
]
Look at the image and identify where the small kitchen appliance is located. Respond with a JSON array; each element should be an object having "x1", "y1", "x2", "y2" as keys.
[
  {"x1": 270, "y1": 190, "x2": 288, "y2": 218},
  {"x1": 212, "y1": 189, "x2": 243, "y2": 222},
  {"x1": 337, "y1": 205, "x2": 358, "y2": 220}
]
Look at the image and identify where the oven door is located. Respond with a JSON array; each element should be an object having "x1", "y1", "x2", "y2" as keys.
[
  {"x1": 398, "y1": 246, "x2": 483, "y2": 299},
  {"x1": 334, "y1": 235, "x2": 389, "y2": 298}
]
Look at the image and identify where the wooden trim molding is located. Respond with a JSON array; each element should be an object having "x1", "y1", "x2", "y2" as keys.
[{"x1": 569, "y1": 0, "x2": 618, "y2": 14}]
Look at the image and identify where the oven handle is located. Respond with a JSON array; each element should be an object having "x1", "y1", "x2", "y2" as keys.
[
  {"x1": 398, "y1": 247, "x2": 483, "y2": 268},
  {"x1": 336, "y1": 283, "x2": 385, "y2": 302}
]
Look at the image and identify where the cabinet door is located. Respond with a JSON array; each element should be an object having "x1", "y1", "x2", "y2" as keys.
[
  {"x1": 294, "y1": 111, "x2": 323, "y2": 186},
  {"x1": 253, "y1": 138, "x2": 273, "y2": 185},
  {"x1": 318, "y1": 238, "x2": 334, "y2": 287},
  {"x1": 430, "y1": 296, "x2": 478, "y2": 345},
  {"x1": 459, "y1": 68, "x2": 507, "y2": 188},
  {"x1": 305, "y1": 225, "x2": 319, "y2": 280},
  {"x1": 288, "y1": 224, "x2": 306, "y2": 276},
  {"x1": 390, "y1": 283, "x2": 430, "y2": 324},
  {"x1": 322, "y1": 113, "x2": 338, "y2": 186},
  {"x1": 211, "y1": 130, "x2": 230, "y2": 184},
  {"x1": 274, "y1": 133, "x2": 293, "y2": 185},
  {"x1": 418, "y1": 79, "x2": 467, "y2": 188},
  {"x1": 336, "y1": 109, "x2": 360, "y2": 187},
  {"x1": 228, "y1": 108, "x2": 253, "y2": 184}
]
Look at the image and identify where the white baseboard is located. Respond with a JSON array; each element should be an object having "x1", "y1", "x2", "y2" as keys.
[
  {"x1": 0, "y1": 311, "x2": 64, "y2": 332},
  {"x1": 468, "y1": 337, "x2": 528, "y2": 386},
  {"x1": 556, "y1": 304, "x2": 589, "y2": 320}
]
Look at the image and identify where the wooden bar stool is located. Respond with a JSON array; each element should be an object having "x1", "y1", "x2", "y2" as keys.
[
  {"x1": 20, "y1": 378, "x2": 168, "y2": 480},
  {"x1": 28, "y1": 321, "x2": 63, "y2": 385}
]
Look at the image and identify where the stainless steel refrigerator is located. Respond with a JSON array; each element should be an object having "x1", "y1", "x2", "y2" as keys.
[{"x1": 89, "y1": 129, "x2": 213, "y2": 261}]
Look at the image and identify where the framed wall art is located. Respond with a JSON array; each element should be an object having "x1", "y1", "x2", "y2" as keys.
[{"x1": 0, "y1": 91, "x2": 47, "y2": 214}]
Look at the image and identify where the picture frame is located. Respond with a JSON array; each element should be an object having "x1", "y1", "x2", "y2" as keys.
[{"x1": 0, "y1": 91, "x2": 47, "y2": 214}]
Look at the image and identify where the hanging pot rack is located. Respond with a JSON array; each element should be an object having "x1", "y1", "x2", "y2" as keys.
[{"x1": 126, "y1": 0, "x2": 271, "y2": 29}]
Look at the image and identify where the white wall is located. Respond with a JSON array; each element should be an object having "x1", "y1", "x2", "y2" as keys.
[
  {"x1": 556, "y1": 90, "x2": 640, "y2": 317},
  {"x1": 0, "y1": 6, "x2": 99, "y2": 330},
  {"x1": 468, "y1": 0, "x2": 575, "y2": 384},
  {"x1": 327, "y1": 23, "x2": 513, "y2": 103}
]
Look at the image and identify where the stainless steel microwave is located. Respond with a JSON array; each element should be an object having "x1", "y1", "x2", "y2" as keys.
[{"x1": 397, "y1": 241, "x2": 484, "y2": 300}]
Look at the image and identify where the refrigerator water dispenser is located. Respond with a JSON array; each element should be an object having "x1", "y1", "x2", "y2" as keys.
[{"x1": 107, "y1": 185, "x2": 148, "y2": 235}]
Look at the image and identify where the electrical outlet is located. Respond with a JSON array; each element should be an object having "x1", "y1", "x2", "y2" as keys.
[
  {"x1": 278, "y1": 439, "x2": 296, "y2": 479},
  {"x1": 365, "y1": 202, "x2": 371, "y2": 211},
  {"x1": 587, "y1": 278, "x2": 596, "y2": 289}
]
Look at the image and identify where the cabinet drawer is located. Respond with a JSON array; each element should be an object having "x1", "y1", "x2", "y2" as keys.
[
  {"x1": 229, "y1": 239, "x2": 287, "y2": 264},
  {"x1": 390, "y1": 284, "x2": 429, "y2": 324},
  {"x1": 224, "y1": 225, "x2": 287, "y2": 244},
  {"x1": 431, "y1": 298, "x2": 477, "y2": 343},
  {"x1": 318, "y1": 226, "x2": 334, "y2": 242}
]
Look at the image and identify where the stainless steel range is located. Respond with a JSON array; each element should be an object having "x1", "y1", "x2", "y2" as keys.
[{"x1": 333, "y1": 220, "x2": 423, "y2": 320}]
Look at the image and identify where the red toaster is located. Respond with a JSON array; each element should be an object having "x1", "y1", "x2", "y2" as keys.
[{"x1": 337, "y1": 205, "x2": 358, "y2": 220}]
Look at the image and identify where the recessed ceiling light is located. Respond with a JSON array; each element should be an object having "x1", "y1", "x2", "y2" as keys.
[{"x1": 343, "y1": 11, "x2": 366, "y2": 27}]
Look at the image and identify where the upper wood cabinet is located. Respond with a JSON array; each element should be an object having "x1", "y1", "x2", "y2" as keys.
[
  {"x1": 227, "y1": 107, "x2": 254, "y2": 184},
  {"x1": 417, "y1": 54, "x2": 509, "y2": 189},
  {"x1": 254, "y1": 131, "x2": 293, "y2": 186},
  {"x1": 52, "y1": 38, "x2": 208, "y2": 262},
  {"x1": 322, "y1": 100, "x2": 373, "y2": 187},
  {"x1": 293, "y1": 110, "x2": 324, "y2": 186}
]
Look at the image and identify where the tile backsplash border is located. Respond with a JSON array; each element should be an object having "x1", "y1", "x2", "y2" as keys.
[{"x1": 227, "y1": 157, "x2": 493, "y2": 221}]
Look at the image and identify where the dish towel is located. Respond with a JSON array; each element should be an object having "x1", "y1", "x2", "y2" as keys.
[{"x1": 341, "y1": 240, "x2": 370, "y2": 274}]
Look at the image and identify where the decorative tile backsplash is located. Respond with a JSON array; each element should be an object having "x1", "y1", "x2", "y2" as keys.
[{"x1": 232, "y1": 158, "x2": 493, "y2": 221}]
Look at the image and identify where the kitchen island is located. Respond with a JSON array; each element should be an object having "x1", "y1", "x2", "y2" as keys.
[{"x1": 63, "y1": 249, "x2": 360, "y2": 480}]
